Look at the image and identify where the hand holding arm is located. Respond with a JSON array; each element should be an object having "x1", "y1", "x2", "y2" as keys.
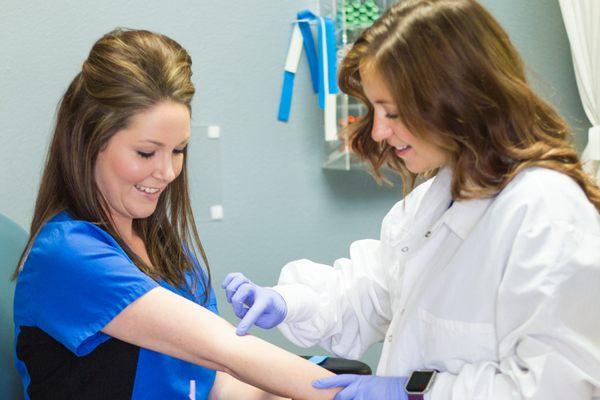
[{"x1": 313, "y1": 375, "x2": 408, "y2": 400}]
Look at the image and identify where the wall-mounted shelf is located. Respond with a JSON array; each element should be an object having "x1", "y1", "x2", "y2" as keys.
[{"x1": 318, "y1": 0, "x2": 395, "y2": 171}]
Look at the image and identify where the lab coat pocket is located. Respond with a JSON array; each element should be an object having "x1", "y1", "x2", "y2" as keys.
[{"x1": 418, "y1": 308, "x2": 496, "y2": 373}]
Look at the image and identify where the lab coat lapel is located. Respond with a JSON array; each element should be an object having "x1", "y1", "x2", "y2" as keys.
[
  {"x1": 442, "y1": 197, "x2": 495, "y2": 240},
  {"x1": 407, "y1": 167, "x2": 454, "y2": 244},
  {"x1": 385, "y1": 167, "x2": 454, "y2": 248}
]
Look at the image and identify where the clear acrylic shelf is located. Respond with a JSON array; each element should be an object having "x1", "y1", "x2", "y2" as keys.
[{"x1": 318, "y1": 0, "x2": 396, "y2": 171}]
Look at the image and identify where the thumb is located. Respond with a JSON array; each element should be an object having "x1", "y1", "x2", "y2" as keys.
[
  {"x1": 236, "y1": 299, "x2": 267, "y2": 335},
  {"x1": 313, "y1": 374, "x2": 360, "y2": 389}
]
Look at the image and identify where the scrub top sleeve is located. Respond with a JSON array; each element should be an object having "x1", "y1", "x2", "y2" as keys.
[{"x1": 27, "y1": 221, "x2": 159, "y2": 356}]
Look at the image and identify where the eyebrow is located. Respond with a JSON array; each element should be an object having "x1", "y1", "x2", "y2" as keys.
[
  {"x1": 139, "y1": 138, "x2": 190, "y2": 147},
  {"x1": 374, "y1": 100, "x2": 395, "y2": 105}
]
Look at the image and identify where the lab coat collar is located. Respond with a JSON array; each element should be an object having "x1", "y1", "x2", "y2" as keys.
[
  {"x1": 415, "y1": 166, "x2": 454, "y2": 227},
  {"x1": 390, "y1": 167, "x2": 454, "y2": 246},
  {"x1": 442, "y1": 196, "x2": 494, "y2": 241},
  {"x1": 385, "y1": 167, "x2": 494, "y2": 246},
  {"x1": 421, "y1": 167, "x2": 495, "y2": 241}
]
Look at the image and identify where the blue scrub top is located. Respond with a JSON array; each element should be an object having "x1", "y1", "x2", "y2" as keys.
[{"x1": 13, "y1": 211, "x2": 218, "y2": 399}]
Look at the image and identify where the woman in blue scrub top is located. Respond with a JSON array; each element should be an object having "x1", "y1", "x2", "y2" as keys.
[{"x1": 11, "y1": 28, "x2": 340, "y2": 400}]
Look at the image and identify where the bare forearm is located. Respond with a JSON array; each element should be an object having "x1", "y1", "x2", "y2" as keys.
[
  {"x1": 104, "y1": 288, "x2": 337, "y2": 400},
  {"x1": 215, "y1": 332, "x2": 338, "y2": 400},
  {"x1": 210, "y1": 372, "x2": 289, "y2": 400},
  {"x1": 160, "y1": 294, "x2": 338, "y2": 399}
]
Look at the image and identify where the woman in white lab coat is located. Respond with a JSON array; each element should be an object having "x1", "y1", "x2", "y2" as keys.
[{"x1": 223, "y1": 0, "x2": 600, "y2": 398}]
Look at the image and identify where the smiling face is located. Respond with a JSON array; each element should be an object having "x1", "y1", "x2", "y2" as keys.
[
  {"x1": 94, "y1": 101, "x2": 190, "y2": 234},
  {"x1": 360, "y1": 65, "x2": 449, "y2": 174}
]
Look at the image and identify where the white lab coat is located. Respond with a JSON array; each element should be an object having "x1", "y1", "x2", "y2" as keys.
[{"x1": 274, "y1": 167, "x2": 600, "y2": 399}]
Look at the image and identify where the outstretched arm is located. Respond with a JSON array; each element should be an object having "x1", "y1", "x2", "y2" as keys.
[
  {"x1": 209, "y1": 372, "x2": 290, "y2": 400},
  {"x1": 102, "y1": 286, "x2": 339, "y2": 400}
]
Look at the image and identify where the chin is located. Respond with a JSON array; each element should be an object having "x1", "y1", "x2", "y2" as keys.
[
  {"x1": 405, "y1": 165, "x2": 426, "y2": 174},
  {"x1": 405, "y1": 161, "x2": 440, "y2": 175},
  {"x1": 131, "y1": 207, "x2": 158, "y2": 220}
]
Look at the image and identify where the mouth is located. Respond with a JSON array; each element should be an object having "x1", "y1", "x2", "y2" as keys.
[
  {"x1": 393, "y1": 144, "x2": 412, "y2": 157},
  {"x1": 134, "y1": 184, "x2": 162, "y2": 197}
]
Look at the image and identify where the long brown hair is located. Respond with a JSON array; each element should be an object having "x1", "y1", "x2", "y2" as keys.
[
  {"x1": 340, "y1": 0, "x2": 600, "y2": 211},
  {"x1": 14, "y1": 28, "x2": 212, "y2": 302}
]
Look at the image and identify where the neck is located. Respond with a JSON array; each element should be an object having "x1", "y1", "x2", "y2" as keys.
[{"x1": 110, "y1": 213, "x2": 135, "y2": 243}]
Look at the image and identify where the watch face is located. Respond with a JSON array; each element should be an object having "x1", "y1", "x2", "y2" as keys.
[{"x1": 406, "y1": 370, "x2": 436, "y2": 392}]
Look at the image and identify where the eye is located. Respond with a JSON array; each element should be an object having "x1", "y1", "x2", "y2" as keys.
[
  {"x1": 137, "y1": 151, "x2": 155, "y2": 159},
  {"x1": 385, "y1": 113, "x2": 398, "y2": 120},
  {"x1": 173, "y1": 145, "x2": 187, "y2": 155}
]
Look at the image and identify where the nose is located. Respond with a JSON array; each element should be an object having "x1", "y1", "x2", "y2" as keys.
[
  {"x1": 154, "y1": 154, "x2": 177, "y2": 183},
  {"x1": 371, "y1": 115, "x2": 393, "y2": 143}
]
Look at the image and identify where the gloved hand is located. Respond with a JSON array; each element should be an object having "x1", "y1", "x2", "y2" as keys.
[
  {"x1": 221, "y1": 272, "x2": 288, "y2": 336},
  {"x1": 313, "y1": 374, "x2": 408, "y2": 400}
]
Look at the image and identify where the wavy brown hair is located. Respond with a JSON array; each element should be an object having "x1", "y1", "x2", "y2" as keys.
[
  {"x1": 14, "y1": 28, "x2": 212, "y2": 302},
  {"x1": 339, "y1": 0, "x2": 600, "y2": 210}
]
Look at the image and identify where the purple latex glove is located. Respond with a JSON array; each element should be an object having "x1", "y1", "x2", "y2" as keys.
[
  {"x1": 221, "y1": 272, "x2": 287, "y2": 336},
  {"x1": 313, "y1": 374, "x2": 408, "y2": 400}
]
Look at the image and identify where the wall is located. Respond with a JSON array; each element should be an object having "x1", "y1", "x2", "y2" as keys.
[{"x1": 0, "y1": 0, "x2": 588, "y2": 372}]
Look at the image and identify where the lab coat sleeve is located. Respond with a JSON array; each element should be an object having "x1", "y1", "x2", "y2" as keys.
[
  {"x1": 273, "y1": 239, "x2": 393, "y2": 360},
  {"x1": 428, "y1": 219, "x2": 600, "y2": 399}
]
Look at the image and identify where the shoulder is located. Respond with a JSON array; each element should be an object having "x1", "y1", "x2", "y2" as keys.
[
  {"x1": 504, "y1": 167, "x2": 582, "y2": 195},
  {"x1": 24, "y1": 212, "x2": 125, "y2": 272},
  {"x1": 492, "y1": 167, "x2": 599, "y2": 232},
  {"x1": 493, "y1": 169, "x2": 600, "y2": 291},
  {"x1": 14, "y1": 212, "x2": 145, "y2": 327}
]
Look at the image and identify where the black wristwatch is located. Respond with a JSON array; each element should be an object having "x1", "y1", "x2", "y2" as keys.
[{"x1": 405, "y1": 370, "x2": 437, "y2": 400}]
